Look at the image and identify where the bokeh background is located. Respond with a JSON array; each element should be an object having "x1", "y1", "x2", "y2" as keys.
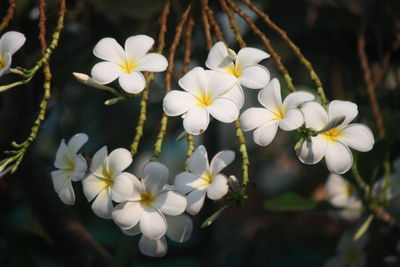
[{"x1": 1, "y1": 0, "x2": 400, "y2": 266}]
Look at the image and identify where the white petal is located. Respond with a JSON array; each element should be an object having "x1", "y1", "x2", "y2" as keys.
[
  {"x1": 282, "y1": 91, "x2": 315, "y2": 109},
  {"x1": 111, "y1": 173, "x2": 133, "y2": 202},
  {"x1": 296, "y1": 135, "x2": 328, "y2": 165},
  {"x1": 90, "y1": 146, "x2": 108, "y2": 175},
  {"x1": 205, "y1": 41, "x2": 233, "y2": 70},
  {"x1": 162, "y1": 91, "x2": 197, "y2": 116},
  {"x1": 236, "y1": 47, "x2": 270, "y2": 68},
  {"x1": 118, "y1": 72, "x2": 146, "y2": 94},
  {"x1": 58, "y1": 179, "x2": 75, "y2": 205},
  {"x1": 253, "y1": 121, "x2": 279, "y2": 146},
  {"x1": 122, "y1": 224, "x2": 141, "y2": 236},
  {"x1": 239, "y1": 65, "x2": 270, "y2": 89},
  {"x1": 207, "y1": 71, "x2": 237, "y2": 96},
  {"x1": 301, "y1": 102, "x2": 329, "y2": 130},
  {"x1": 91, "y1": 61, "x2": 121, "y2": 84},
  {"x1": 93, "y1": 37, "x2": 125, "y2": 63},
  {"x1": 67, "y1": 133, "x2": 88, "y2": 154},
  {"x1": 178, "y1": 67, "x2": 208, "y2": 96},
  {"x1": 240, "y1": 107, "x2": 276, "y2": 132},
  {"x1": 328, "y1": 100, "x2": 358, "y2": 126},
  {"x1": 127, "y1": 173, "x2": 145, "y2": 201},
  {"x1": 70, "y1": 155, "x2": 87, "y2": 182},
  {"x1": 174, "y1": 172, "x2": 204, "y2": 194},
  {"x1": 165, "y1": 214, "x2": 193, "y2": 243},
  {"x1": 124, "y1": 35, "x2": 154, "y2": 61},
  {"x1": 207, "y1": 98, "x2": 239, "y2": 123},
  {"x1": 325, "y1": 173, "x2": 351, "y2": 207},
  {"x1": 337, "y1": 124, "x2": 374, "y2": 152},
  {"x1": 188, "y1": 145, "x2": 209, "y2": 176},
  {"x1": 210, "y1": 150, "x2": 235, "y2": 174},
  {"x1": 140, "y1": 207, "x2": 167, "y2": 239},
  {"x1": 112, "y1": 201, "x2": 143, "y2": 229},
  {"x1": 137, "y1": 53, "x2": 168, "y2": 72},
  {"x1": 139, "y1": 235, "x2": 167, "y2": 257},
  {"x1": 106, "y1": 148, "x2": 132, "y2": 174},
  {"x1": 279, "y1": 109, "x2": 304, "y2": 131},
  {"x1": 0, "y1": 31, "x2": 26, "y2": 56},
  {"x1": 91, "y1": 189, "x2": 113, "y2": 219},
  {"x1": 142, "y1": 162, "x2": 169, "y2": 194},
  {"x1": 54, "y1": 139, "x2": 73, "y2": 169},
  {"x1": 325, "y1": 141, "x2": 353, "y2": 174},
  {"x1": 51, "y1": 170, "x2": 70, "y2": 193},
  {"x1": 154, "y1": 190, "x2": 187, "y2": 216},
  {"x1": 183, "y1": 107, "x2": 210, "y2": 135},
  {"x1": 258, "y1": 78, "x2": 282, "y2": 112},
  {"x1": 186, "y1": 188, "x2": 207, "y2": 215},
  {"x1": 221, "y1": 83, "x2": 245, "y2": 109},
  {"x1": 0, "y1": 53, "x2": 11, "y2": 77},
  {"x1": 207, "y1": 174, "x2": 229, "y2": 200},
  {"x1": 82, "y1": 174, "x2": 106, "y2": 202}
]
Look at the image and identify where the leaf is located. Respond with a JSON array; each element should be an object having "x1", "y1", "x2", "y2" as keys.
[
  {"x1": 201, "y1": 204, "x2": 230, "y2": 228},
  {"x1": 263, "y1": 192, "x2": 337, "y2": 212},
  {"x1": 353, "y1": 214, "x2": 374, "y2": 241}
]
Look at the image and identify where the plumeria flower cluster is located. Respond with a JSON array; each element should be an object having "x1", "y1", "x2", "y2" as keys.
[
  {"x1": 51, "y1": 134, "x2": 235, "y2": 257},
  {"x1": 0, "y1": 31, "x2": 26, "y2": 78}
]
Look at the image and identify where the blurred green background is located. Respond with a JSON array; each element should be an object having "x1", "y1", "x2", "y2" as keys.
[{"x1": 1, "y1": 0, "x2": 400, "y2": 266}]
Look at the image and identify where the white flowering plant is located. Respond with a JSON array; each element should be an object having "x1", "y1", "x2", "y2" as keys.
[{"x1": 1, "y1": 0, "x2": 399, "y2": 265}]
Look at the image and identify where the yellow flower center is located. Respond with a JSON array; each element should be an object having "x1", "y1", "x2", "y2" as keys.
[
  {"x1": 0, "y1": 55, "x2": 5, "y2": 69},
  {"x1": 200, "y1": 172, "x2": 213, "y2": 186},
  {"x1": 196, "y1": 92, "x2": 213, "y2": 108},
  {"x1": 140, "y1": 191, "x2": 156, "y2": 207},
  {"x1": 120, "y1": 58, "x2": 137, "y2": 74},
  {"x1": 345, "y1": 184, "x2": 354, "y2": 197},
  {"x1": 322, "y1": 128, "x2": 342, "y2": 142},
  {"x1": 102, "y1": 168, "x2": 114, "y2": 187},
  {"x1": 345, "y1": 247, "x2": 360, "y2": 263},
  {"x1": 273, "y1": 108, "x2": 285, "y2": 120},
  {"x1": 225, "y1": 65, "x2": 242, "y2": 78}
]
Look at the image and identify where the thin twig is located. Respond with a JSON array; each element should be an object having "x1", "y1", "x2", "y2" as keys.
[
  {"x1": 182, "y1": 14, "x2": 195, "y2": 75},
  {"x1": 226, "y1": 0, "x2": 296, "y2": 92},
  {"x1": 152, "y1": 2, "x2": 192, "y2": 160},
  {"x1": 219, "y1": 0, "x2": 246, "y2": 49},
  {"x1": 241, "y1": 0, "x2": 327, "y2": 105},
  {"x1": 200, "y1": 0, "x2": 212, "y2": 50},
  {"x1": 0, "y1": 0, "x2": 16, "y2": 32},
  {"x1": 204, "y1": 0, "x2": 226, "y2": 44}
]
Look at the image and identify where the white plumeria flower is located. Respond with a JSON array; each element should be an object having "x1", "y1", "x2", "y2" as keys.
[
  {"x1": 325, "y1": 173, "x2": 362, "y2": 221},
  {"x1": 51, "y1": 133, "x2": 88, "y2": 205},
  {"x1": 112, "y1": 162, "x2": 187, "y2": 240},
  {"x1": 175, "y1": 145, "x2": 235, "y2": 215},
  {"x1": 240, "y1": 78, "x2": 314, "y2": 146},
  {"x1": 82, "y1": 147, "x2": 134, "y2": 219},
  {"x1": 122, "y1": 214, "x2": 193, "y2": 257},
  {"x1": 0, "y1": 31, "x2": 26, "y2": 77},
  {"x1": 91, "y1": 35, "x2": 168, "y2": 94},
  {"x1": 325, "y1": 231, "x2": 368, "y2": 267},
  {"x1": 163, "y1": 67, "x2": 239, "y2": 135},
  {"x1": 205, "y1": 41, "x2": 270, "y2": 108},
  {"x1": 297, "y1": 100, "x2": 375, "y2": 174}
]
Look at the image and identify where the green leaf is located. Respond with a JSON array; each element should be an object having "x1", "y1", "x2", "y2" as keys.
[
  {"x1": 263, "y1": 192, "x2": 337, "y2": 212},
  {"x1": 201, "y1": 204, "x2": 230, "y2": 228},
  {"x1": 353, "y1": 214, "x2": 374, "y2": 241}
]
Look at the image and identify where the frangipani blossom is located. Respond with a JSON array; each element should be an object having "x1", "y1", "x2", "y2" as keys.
[
  {"x1": 175, "y1": 145, "x2": 234, "y2": 215},
  {"x1": 240, "y1": 78, "x2": 314, "y2": 146},
  {"x1": 163, "y1": 67, "x2": 239, "y2": 135},
  {"x1": 205, "y1": 41, "x2": 270, "y2": 108},
  {"x1": 325, "y1": 173, "x2": 362, "y2": 221},
  {"x1": 325, "y1": 231, "x2": 368, "y2": 267},
  {"x1": 122, "y1": 214, "x2": 193, "y2": 257},
  {"x1": 91, "y1": 35, "x2": 168, "y2": 94},
  {"x1": 82, "y1": 147, "x2": 133, "y2": 219},
  {"x1": 0, "y1": 31, "x2": 26, "y2": 77},
  {"x1": 51, "y1": 133, "x2": 88, "y2": 205},
  {"x1": 112, "y1": 162, "x2": 187, "y2": 239},
  {"x1": 297, "y1": 100, "x2": 375, "y2": 174}
]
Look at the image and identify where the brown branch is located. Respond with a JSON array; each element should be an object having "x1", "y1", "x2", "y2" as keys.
[
  {"x1": 0, "y1": 0, "x2": 16, "y2": 32},
  {"x1": 241, "y1": 0, "x2": 327, "y2": 104},
  {"x1": 372, "y1": 35, "x2": 400, "y2": 87},
  {"x1": 219, "y1": 0, "x2": 246, "y2": 49},
  {"x1": 157, "y1": 0, "x2": 171, "y2": 53},
  {"x1": 200, "y1": 0, "x2": 212, "y2": 50},
  {"x1": 204, "y1": 0, "x2": 226, "y2": 44},
  {"x1": 357, "y1": 30, "x2": 385, "y2": 138},
  {"x1": 182, "y1": 14, "x2": 195, "y2": 75},
  {"x1": 226, "y1": 0, "x2": 296, "y2": 92}
]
